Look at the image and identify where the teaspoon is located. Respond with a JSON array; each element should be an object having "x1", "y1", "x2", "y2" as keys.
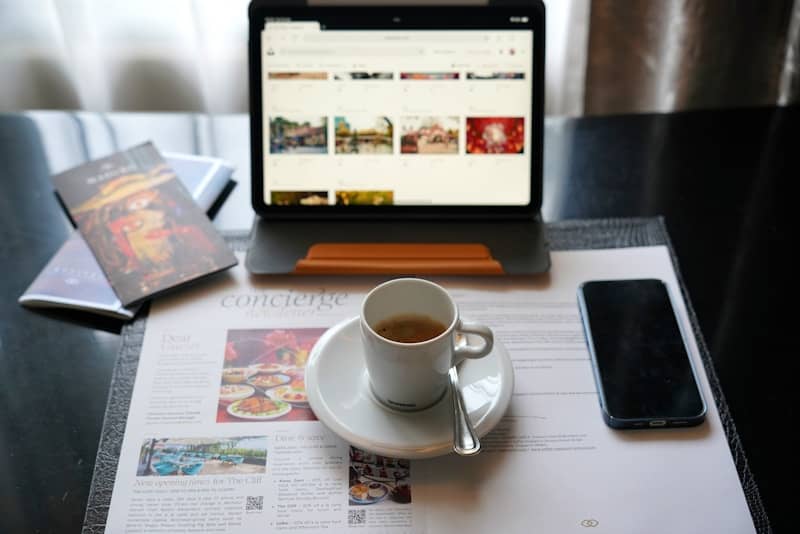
[{"x1": 449, "y1": 364, "x2": 481, "y2": 456}]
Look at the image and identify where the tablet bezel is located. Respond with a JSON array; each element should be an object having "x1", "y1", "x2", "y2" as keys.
[{"x1": 249, "y1": 2, "x2": 545, "y2": 219}]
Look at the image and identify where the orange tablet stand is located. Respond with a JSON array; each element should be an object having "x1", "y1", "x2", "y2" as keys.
[{"x1": 293, "y1": 243, "x2": 504, "y2": 275}]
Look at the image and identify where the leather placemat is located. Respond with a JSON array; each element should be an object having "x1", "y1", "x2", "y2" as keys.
[{"x1": 81, "y1": 217, "x2": 771, "y2": 534}]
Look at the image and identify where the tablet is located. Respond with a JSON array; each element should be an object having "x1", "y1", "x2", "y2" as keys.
[{"x1": 248, "y1": 1, "x2": 545, "y2": 219}]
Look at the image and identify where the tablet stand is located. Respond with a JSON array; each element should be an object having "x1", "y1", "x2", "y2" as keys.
[{"x1": 245, "y1": 217, "x2": 550, "y2": 275}]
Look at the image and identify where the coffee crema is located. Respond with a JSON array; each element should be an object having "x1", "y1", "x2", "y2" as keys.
[{"x1": 373, "y1": 314, "x2": 447, "y2": 343}]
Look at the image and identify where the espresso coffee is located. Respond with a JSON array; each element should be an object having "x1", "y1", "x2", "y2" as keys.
[{"x1": 373, "y1": 314, "x2": 447, "y2": 343}]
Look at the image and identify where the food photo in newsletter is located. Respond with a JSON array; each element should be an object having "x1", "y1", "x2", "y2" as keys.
[{"x1": 349, "y1": 509, "x2": 367, "y2": 526}]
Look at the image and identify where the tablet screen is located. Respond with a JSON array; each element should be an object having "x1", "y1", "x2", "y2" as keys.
[{"x1": 257, "y1": 14, "x2": 536, "y2": 209}]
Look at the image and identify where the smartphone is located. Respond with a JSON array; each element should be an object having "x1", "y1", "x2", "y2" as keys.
[{"x1": 577, "y1": 279, "x2": 707, "y2": 429}]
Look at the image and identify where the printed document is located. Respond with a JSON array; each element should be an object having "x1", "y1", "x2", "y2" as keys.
[{"x1": 104, "y1": 246, "x2": 755, "y2": 533}]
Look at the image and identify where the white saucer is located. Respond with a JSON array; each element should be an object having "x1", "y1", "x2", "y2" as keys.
[{"x1": 306, "y1": 316, "x2": 514, "y2": 459}]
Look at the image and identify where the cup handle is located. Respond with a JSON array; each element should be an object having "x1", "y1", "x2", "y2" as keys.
[{"x1": 453, "y1": 319, "x2": 494, "y2": 366}]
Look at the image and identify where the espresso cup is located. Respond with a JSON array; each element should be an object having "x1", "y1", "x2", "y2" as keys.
[{"x1": 360, "y1": 278, "x2": 494, "y2": 411}]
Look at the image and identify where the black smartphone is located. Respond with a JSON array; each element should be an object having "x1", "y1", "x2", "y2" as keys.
[{"x1": 577, "y1": 279, "x2": 707, "y2": 429}]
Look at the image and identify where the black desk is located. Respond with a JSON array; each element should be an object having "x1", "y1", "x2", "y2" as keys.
[{"x1": 0, "y1": 107, "x2": 793, "y2": 533}]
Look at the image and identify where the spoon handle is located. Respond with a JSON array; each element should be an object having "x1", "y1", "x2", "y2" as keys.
[{"x1": 449, "y1": 366, "x2": 481, "y2": 456}]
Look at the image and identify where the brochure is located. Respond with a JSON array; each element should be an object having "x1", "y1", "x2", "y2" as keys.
[
  {"x1": 161, "y1": 152, "x2": 235, "y2": 213},
  {"x1": 19, "y1": 152, "x2": 235, "y2": 320},
  {"x1": 51, "y1": 142, "x2": 237, "y2": 307},
  {"x1": 102, "y1": 247, "x2": 755, "y2": 533}
]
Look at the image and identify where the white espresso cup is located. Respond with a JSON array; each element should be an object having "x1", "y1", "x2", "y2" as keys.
[{"x1": 360, "y1": 278, "x2": 494, "y2": 411}]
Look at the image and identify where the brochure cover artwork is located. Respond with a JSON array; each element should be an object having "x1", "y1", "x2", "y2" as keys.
[{"x1": 52, "y1": 142, "x2": 237, "y2": 306}]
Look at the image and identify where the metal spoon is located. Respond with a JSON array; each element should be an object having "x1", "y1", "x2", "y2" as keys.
[{"x1": 449, "y1": 364, "x2": 481, "y2": 456}]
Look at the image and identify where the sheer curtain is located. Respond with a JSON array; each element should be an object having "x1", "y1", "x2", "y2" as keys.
[
  {"x1": 0, "y1": 0, "x2": 250, "y2": 113},
  {"x1": 0, "y1": 0, "x2": 590, "y2": 115}
]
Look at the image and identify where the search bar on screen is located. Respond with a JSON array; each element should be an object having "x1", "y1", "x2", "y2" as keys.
[
  {"x1": 279, "y1": 47, "x2": 425, "y2": 57},
  {"x1": 303, "y1": 34, "x2": 489, "y2": 43}
]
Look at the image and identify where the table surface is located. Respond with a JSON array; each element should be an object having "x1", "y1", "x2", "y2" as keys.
[{"x1": 0, "y1": 106, "x2": 793, "y2": 533}]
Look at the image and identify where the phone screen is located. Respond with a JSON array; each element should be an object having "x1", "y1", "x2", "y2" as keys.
[{"x1": 578, "y1": 279, "x2": 706, "y2": 427}]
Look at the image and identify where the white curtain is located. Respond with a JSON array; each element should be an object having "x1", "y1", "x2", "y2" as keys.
[{"x1": 0, "y1": 0, "x2": 589, "y2": 115}]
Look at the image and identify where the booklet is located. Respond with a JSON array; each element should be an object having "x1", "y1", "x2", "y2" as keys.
[
  {"x1": 50, "y1": 142, "x2": 237, "y2": 307},
  {"x1": 19, "y1": 152, "x2": 236, "y2": 320},
  {"x1": 161, "y1": 151, "x2": 235, "y2": 213},
  {"x1": 101, "y1": 247, "x2": 755, "y2": 533}
]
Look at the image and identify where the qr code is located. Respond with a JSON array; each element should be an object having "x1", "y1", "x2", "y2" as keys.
[
  {"x1": 245, "y1": 496, "x2": 264, "y2": 512},
  {"x1": 348, "y1": 509, "x2": 366, "y2": 526}
]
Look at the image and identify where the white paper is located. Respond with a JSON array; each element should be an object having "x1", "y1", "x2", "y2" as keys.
[{"x1": 104, "y1": 246, "x2": 755, "y2": 533}]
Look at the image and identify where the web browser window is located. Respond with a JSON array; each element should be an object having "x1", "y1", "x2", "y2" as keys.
[{"x1": 261, "y1": 22, "x2": 534, "y2": 207}]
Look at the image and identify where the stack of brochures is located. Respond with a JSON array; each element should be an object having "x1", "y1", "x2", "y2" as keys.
[{"x1": 19, "y1": 145, "x2": 237, "y2": 319}]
